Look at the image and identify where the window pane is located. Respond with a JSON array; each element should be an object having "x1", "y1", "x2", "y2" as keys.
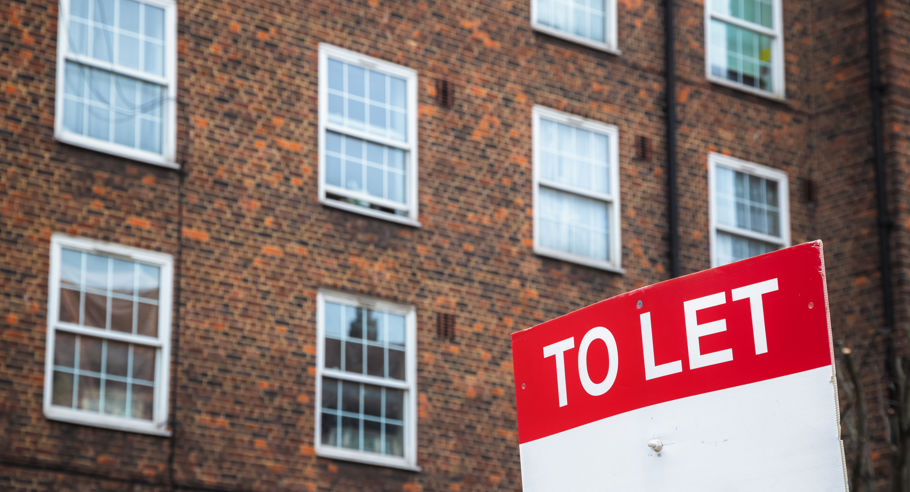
[
  {"x1": 388, "y1": 348, "x2": 405, "y2": 380},
  {"x1": 132, "y1": 345, "x2": 156, "y2": 381},
  {"x1": 118, "y1": 33, "x2": 141, "y2": 71},
  {"x1": 321, "y1": 412, "x2": 338, "y2": 446},
  {"x1": 140, "y1": 117, "x2": 162, "y2": 154},
  {"x1": 385, "y1": 424, "x2": 404, "y2": 456},
  {"x1": 120, "y1": 0, "x2": 141, "y2": 32},
  {"x1": 52, "y1": 371, "x2": 74, "y2": 407},
  {"x1": 346, "y1": 305, "x2": 361, "y2": 338},
  {"x1": 84, "y1": 292, "x2": 107, "y2": 329},
  {"x1": 324, "y1": 338, "x2": 341, "y2": 369},
  {"x1": 367, "y1": 345, "x2": 384, "y2": 377},
  {"x1": 59, "y1": 288, "x2": 81, "y2": 324},
  {"x1": 138, "y1": 264, "x2": 159, "y2": 300},
  {"x1": 137, "y1": 301, "x2": 158, "y2": 337},
  {"x1": 341, "y1": 381, "x2": 359, "y2": 413},
  {"x1": 369, "y1": 72, "x2": 386, "y2": 103},
  {"x1": 106, "y1": 340, "x2": 129, "y2": 377},
  {"x1": 537, "y1": 0, "x2": 607, "y2": 43},
  {"x1": 324, "y1": 302, "x2": 342, "y2": 337},
  {"x1": 93, "y1": 0, "x2": 115, "y2": 24},
  {"x1": 144, "y1": 4, "x2": 165, "y2": 40},
  {"x1": 363, "y1": 385, "x2": 382, "y2": 417},
  {"x1": 54, "y1": 332, "x2": 77, "y2": 367},
  {"x1": 85, "y1": 253, "x2": 109, "y2": 291},
  {"x1": 387, "y1": 314, "x2": 405, "y2": 346},
  {"x1": 130, "y1": 383, "x2": 154, "y2": 419},
  {"x1": 72, "y1": 0, "x2": 90, "y2": 18},
  {"x1": 322, "y1": 378, "x2": 338, "y2": 409},
  {"x1": 345, "y1": 341, "x2": 364, "y2": 374},
  {"x1": 538, "y1": 187, "x2": 610, "y2": 262},
  {"x1": 364, "y1": 420, "x2": 382, "y2": 454},
  {"x1": 68, "y1": 19, "x2": 89, "y2": 55},
  {"x1": 110, "y1": 297, "x2": 133, "y2": 333},
  {"x1": 348, "y1": 65, "x2": 365, "y2": 98},
  {"x1": 716, "y1": 231, "x2": 777, "y2": 265},
  {"x1": 77, "y1": 375, "x2": 101, "y2": 411},
  {"x1": 341, "y1": 417, "x2": 359, "y2": 450},
  {"x1": 111, "y1": 259, "x2": 134, "y2": 295},
  {"x1": 385, "y1": 388, "x2": 403, "y2": 420},
  {"x1": 79, "y1": 336, "x2": 103, "y2": 372},
  {"x1": 709, "y1": 20, "x2": 774, "y2": 92},
  {"x1": 92, "y1": 26, "x2": 115, "y2": 63},
  {"x1": 104, "y1": 380, "x2": 127, "y2": 416}
]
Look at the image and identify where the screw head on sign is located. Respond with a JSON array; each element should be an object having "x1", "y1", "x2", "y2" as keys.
[
  {"x1": 636, "y1": 300, "x2": 643, "y2": 309},
  {"x1": 647, "y1": 439, "x2": 663, "y2": 453}
]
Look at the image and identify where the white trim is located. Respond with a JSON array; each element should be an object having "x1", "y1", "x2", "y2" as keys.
[
  {"x1": 314, "y1": 290, "x2": 419, "y2": 470},
  {"x1": 704, "y1": 0, "x2": 785, "y2": 98},
  {"x1": 532, "y1": 105, "x2": 622, "y2": 272},
  {"x1": 318, "y1": 43, "x2": 419, "y2": 225},
  {"x1": 708, "y1": 153, "x2": 790, "y2": 267},
  {"x1": 54, "y1": 0, "x2": 179, "y2": 167},
  {"x1": 44, "y1": 233, "x2": 173, "y2": 436},
  {"x1": 531, "y1": 0, "x2": 619, "y2": 54}
]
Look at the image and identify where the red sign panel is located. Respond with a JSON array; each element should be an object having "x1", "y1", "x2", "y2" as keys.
[{"x1": 512, "y1": 242, "x2": 834, "y2": 444}]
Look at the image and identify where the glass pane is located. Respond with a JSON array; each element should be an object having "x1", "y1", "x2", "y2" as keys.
[
  {"x1": 130, "y1": 383, "x2": 154, "y2": 419},
  {"x1": 363, "y1": 385, "x2": 382, "y2": 417},
  {"x1": 328, "y1": 59, "x2": 344, "y2": 91},
  {"x1": 85, "y1": 253, "x2": 108, "y2": 290},
  {"x1": 368, "y1": 105, "x2": 386, "y2": 134},
  {"x1": 341, "y1": 417, "x2": 359, "y2": 450},
  {"x1": 132, "y1": 345, "x2": 156, "y2": 381},
  {"x1": 387, "y1": 314, "x2": 405, "y2": 346},
  {"x1": 106, "y1": 340, "x2": 129, "y2": 377},
  {"x1": 88, "y1": 105, "x2": 110, "y2": 141},
  {"x1": 345, "y1": 341, "x2": 364, "y2": 374},
  {"x1": 71, "y1": 0, "x2": 90, "y2": 18},
  {"x1": 77, "y1": 375, "x2": 101, "y2": 411},
  {"x1": 139, "y1": 117, "x2": 162, "y2": 153},
  {"x1": 321, "y1": 411, "x2": 338, "y2": 446},
  {"x1": 118, "y1": 33, "x2": 141, "y2": 71},
  {"x1": 348, "y1": 65, "x2": 365, "y2": 97},
  {"x1": 328, "y1": 94, "x2": 344, "y2": 120},
  {"x1": 52, "y1": 371, "x2": 74, "y2": 407},
  {"x1": 54, "y1": 332, "x2": 77, "y2": 367},
  {"x1": 346, "y1": 305, "x2": 361, "y2": 338},
  {"x1": 93, "y1": 0, "x2": 115, "y2": 24},
  {"x1": 322, "y1": 378, "x2": 338, "y2": 409},
  {"x1": 390, "y1": 110, "x2": 406, "y2": 142},
  {"x1": 366, "y1": 345, "x2": 384, "y2": 377},
  {"x1": 366, "y1": 310, "x2": 380, "y2": 341},
  {"x1": 366, "y1": 166, "x2": 383, "y2": 198},
  {"x1": 59, "y1": 288, "x2": 81, "y2": 324},
  {"x1": 79, "y1": 336, "x2": 103, "y2": 372},
  {"x1": 63, "y1": 99, "x2": 85, "y2": 134},
  {"x1": 120, "y1": 0, "x2": 141, "y2": 32},
  {"x1": 110, "y1": 297, "x2": 133, "y2": 333},
  {"x1": 84, "y1": 292, "x2": 107, "y2": 329},
  {"x1": 92, "y1": 27, "x2": 114, "y2": 63},
  {"x1": 144, "y1": 40, "x2": 163, "y2": 76},
  {"x1": 326, "y1": 155, "x2": 342, "y2": 187},
  {"x1": 341, "y1": 381, "x2": 360, "y2": 413},
  {"x1": 111, "y1": 259, "x2": 134, "y2": 295},
  {"x1": 385, "y1": 423, "x2": 404, "y2": 456},
  {"x1": 138, "y1": 264, "x2": 159, "y2": 299},
  {"x1": 388, "y1": 348, "x2": 405, "y2": 380},
  {"x1": 68, "y1": 20, "x2": 89, "y2": 55},
  {"x1": 324, "y1": 338, "x2": 341, "y2": 370},
  {"x1": 139, "y1": 84, "x2": 161, "y2": 118},
  {"x1": 385, "y1": 388, "x2": 403, "y2": 420},
  {"x1": 326, "y1": 132, "x2": 342, "y2": 154},
  {"x1": 104, "y1": 380, "x2": 127, "y2": 416},
  {"x1": 347, "y1": 99, "x2": 365, "y2": 126},
  {"x1": 137, "y1": 302, "x2": 158, "y2": 337},
  {"x1": 144, "y1": 4, "x2": 165, "y2": 40},
  {"x1": 389, "y1": 77, "x2": 406, "y2": 110},
  {"x1": 113, "y1": 111, "x2": 136, "y2": 147},
  {"x1": 324, "y1": 302, "x2": 342, "y2": 337},
  {"x1": 369, "y1": 72, "x2": 386, "y2": 103},
  {"x1": 364, "y1": 420, "x2": 382, "y2": 453}
]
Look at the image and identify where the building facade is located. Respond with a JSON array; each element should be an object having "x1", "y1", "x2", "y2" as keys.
[{"x1": 0, "y1": 0, "x2": 907, "y2": 490}]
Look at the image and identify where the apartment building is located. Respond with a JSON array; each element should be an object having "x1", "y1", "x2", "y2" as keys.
[{"x1": 1, "y1": 0, "x2": 907, "y2": 490}]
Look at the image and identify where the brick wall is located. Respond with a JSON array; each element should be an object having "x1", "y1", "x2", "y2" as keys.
[{"x1": 0, "y1": 0, "x2": 905, "y2": 490}]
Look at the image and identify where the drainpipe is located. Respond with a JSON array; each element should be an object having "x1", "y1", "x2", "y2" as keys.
[
  {"x1": 664, "y1": 0, "x2": 680, "y2": 278},
  {"x1": 864, "y1": 0, "x2": 900, "y2": 487}
]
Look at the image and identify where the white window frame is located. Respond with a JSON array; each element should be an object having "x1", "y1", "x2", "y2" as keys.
[
  {"x1": 314, "y1": 290, "x2": 419, "y2": 471},
  {"x1": 532, "y1": 106, "x2": 622, "y2": 273},
  {"x1": 43, "y1": 234, "x2": 173, "y2": 435},
  {"x1": 318, "y1": 44, "x2": 420, "y2": 227},
  {"x1": 708, "y1": 153, "x2": 790, "y2": 267},
  {"x1": 704, "y1": 0, "x2": 785, "y2": 99},
  {"x1": 54, "y1": 0, "x2": 179, "y2": 168},
  {"x1": 531, "y1": 0, "x2": 619, "y2": 54}
]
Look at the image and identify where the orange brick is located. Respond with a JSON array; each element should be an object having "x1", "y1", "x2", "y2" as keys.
[
  {"x1": 127, "y1": 216, "x2": 152, "y2": 229},
  {"x1": 182, "y1": 228, "x2": 210, "y2": 241}
]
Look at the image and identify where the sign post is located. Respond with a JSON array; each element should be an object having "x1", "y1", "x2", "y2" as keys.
[{"x1": 511, "y1": 241, "x2": 847, "y2": 491}]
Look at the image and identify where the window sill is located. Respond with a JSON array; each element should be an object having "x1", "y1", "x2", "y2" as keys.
[
  {"x1": 45, "y1": 406, "x2": 171, "y2": 437},
  {"x1": 321, "y1": 199, "x2": 422, "y2": 228},
  {"x1": 534, "y1": 247, "x2": 624, "y2": 274},
  {"x1": 706, "y1": 75, "x2": 786, "y2": 102},
  {"x1": 316, "y1": 446, "x2": 420, "y2": 472},
  {"x1": 532, "y1": 24, "x2": 620, "y2": 55},
  {"x1": 56, "y1": 131, "x2": 179, "y2": 170}
]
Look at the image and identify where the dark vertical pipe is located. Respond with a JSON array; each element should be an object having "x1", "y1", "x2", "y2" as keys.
[
  {"x1": 664, "y1": 0, "x2": 680, "y2": 278},
  {"x1": 864, "y1": 0, "x2": 900, "y2": 487}
]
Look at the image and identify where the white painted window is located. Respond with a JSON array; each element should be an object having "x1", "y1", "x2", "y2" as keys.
[
  {"x1": 315, "y1": 291, "x2": 418, "y2": 470},
  {"x1": 706, "y1": 0, "x2": 784, "y2": 98},
  {"x1": 55, "y1": 0, "x2": 178, "y2": 167},
  {"x1": 709, "y1": 153, "x2": 790, "y2": 266},
  {"x1": 318, "y1": 44, "x2": 419, "y2": 226},
  {"x1": 532, "y1": 0, "x2": 618, "y2": 52},
  {"x1": 533, "y1": 106, "x2": 621, "y2": 272},
  {"x1": 44, "y1": 234, "x2": 173, "y2": 435}
]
